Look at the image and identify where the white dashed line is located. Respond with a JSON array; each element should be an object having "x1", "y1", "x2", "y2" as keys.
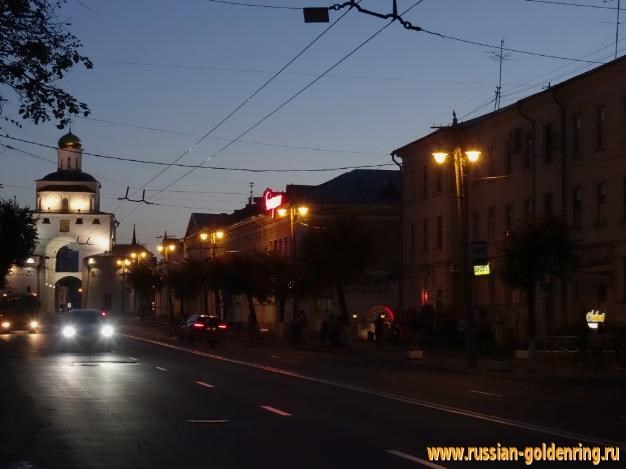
[
  {"x1": 155, "y1": 366, "x2": 167, "y2": 371},
  {"x1": 468, "y1": 389, "x2": 503, "y2": 398},
  {"x1": 124, "y1": 334, "x2": 626, "y2": 449},
  {"x1": 387, "y1": 450, "x2": 447, "y2": 468},
  {"x1": 260, "y1": 405, "x2": 292, "y2": 416},
  {"x1": 129, "y1": 357, "x2": 137, "y2": 361},
  {"x1": 195, "y1": 381, "x2": 215, "y2": 389},
  {"x1": 185, "y1": 419, "x2": 230, "y2": 424},
  {"x1": 380, "y1": 374, "x2": 398, "y2": 380},
  {"x1": 270, "y1": 354, "x2": 280, "y2": 358}
]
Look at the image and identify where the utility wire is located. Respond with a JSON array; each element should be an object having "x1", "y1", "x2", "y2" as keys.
[
  {"x1": 79, "y1": 116, "x2": 383, "y2": 155},
  {"x1": 0, "y1": 135, "x2": 394, "y2": 173},
  {"x1": 207, "y1": 0, "x2": 301, "y2": 9},
  {"x1": 115, "y1": 0, "x2": 360, "y2": 224},
  {"x1": 524, "y1": 0, "x2": 624, "y2": 10},
  {"x1": 155, "y1": 0, "x2": 426, "y2": 196}
]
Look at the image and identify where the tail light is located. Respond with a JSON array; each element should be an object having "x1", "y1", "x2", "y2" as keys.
[
  {"x1": 218, "y1": 323, "x2": 228, "y2": 330},
  {"x1": 192, "y1": 323, "x2": 205, "y2": 328}
]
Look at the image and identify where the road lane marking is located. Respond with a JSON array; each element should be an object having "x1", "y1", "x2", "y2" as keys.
[
  {"x1": 469, "y1": 389, "x2": 503, "y2": 398},
  {"x1": 195, "y1": 380, "x2": 215, "y2": 389},
  {"x1": 155, "y1": 366, "x2": 167, "y2": 371},
  {"x1": 260, "y1": 405, "x2": 292, "y2": 416},
  {"x1": 185, "y1": 419, "x2": 230, "y2": 424},
  {"x1": 270, "y1": 354, "x2": 280, "y2": 358},
  {"x1": 124, "y1": 334, "x2": 625, "y2": 449},
  {"x1": 129, "y1": 357, "x2": 137, "y2": 361},
  {"x1": 387, "y1": 450, "x2": 447, "y2": 468}
]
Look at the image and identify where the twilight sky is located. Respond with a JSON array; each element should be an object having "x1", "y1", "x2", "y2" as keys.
[{"x1": 0, "y1": 0, "x2": 623, "y2": 251}]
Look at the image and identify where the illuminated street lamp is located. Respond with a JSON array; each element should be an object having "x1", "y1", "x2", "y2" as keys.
[
  {"x1": 198, "y1": 230, "x2": 227, "y2": 316},
  {"x1": 433, "y1": 144, "x2": 481, "y2": 368}
]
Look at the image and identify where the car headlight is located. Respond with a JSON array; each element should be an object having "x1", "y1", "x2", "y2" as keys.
[
  {"x1": 1, "y1": 321, "x2": 10, "y2": 329},
  {"x1": 30, "y1": 320, "x2": 39, "y2": 329},
  {"x1": 101, "y1": 324, "x2": 114, "y2": 338},
  {"x1": 62, "y1": 325, "x2": 76, "y2": 338}
]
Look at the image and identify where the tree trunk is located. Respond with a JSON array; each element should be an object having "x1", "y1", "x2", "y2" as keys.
[
  {"x1": 335, "y1": 278, "x2": 349, "y2": 323},
  {"x1": 247, "y1": 293, "x2": 259, "y2": 339},
  {"x1": 527, "y1": 283, "x2": 536, "y2": 373}
]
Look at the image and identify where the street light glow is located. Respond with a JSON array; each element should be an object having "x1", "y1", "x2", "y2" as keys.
[
  {"x1": 297, "y1": 206, "x2": 309, "y2": 217},
  {"x1": 168, "y1": 244, "x2": 176, "y2": 252},
  {"x1": 157, "y1": 245, "x2": 164, "y2": 253},
  {"x1": 433, "y1": 152, "x2": 448, "y2": 164},
  {"x1": 200, "y1": 233, "x2": 209, "y2": 241},
  {"x1": 214, "y1": 231, "x2": 225, "y2": 240},
  {"x1": 277, "y1": 208, "x2": 288, "y2": 217},
  {"x1": 465, "y1": 150, "x2": 481, "y2": 162}
]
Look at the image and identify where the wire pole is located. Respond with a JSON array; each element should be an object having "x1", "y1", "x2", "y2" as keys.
[{"x1": 616, "y1": 0, "x2": 622, "y2": 59}]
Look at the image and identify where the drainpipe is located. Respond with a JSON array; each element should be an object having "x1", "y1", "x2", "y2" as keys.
[
  {"x1": 391, "y1": 152, "x2": 404, "y2": 318},
  {"x1": 516, "y1": 102, "x2": 537, "y2": 222},
  {"x1": 550, "y1": 87, "x2": 569, "y2": 335}
]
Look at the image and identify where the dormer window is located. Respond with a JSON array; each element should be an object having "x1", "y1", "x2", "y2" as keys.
[
  {"x1": 76, "y1": 218, "x2": 83, "y2": 224},
  {"x1": 42, "y1": 218, "x2": 50, "y2": 224},
  {"x1": 92, "y1": 218, "x2": 100, "y2": 224}
]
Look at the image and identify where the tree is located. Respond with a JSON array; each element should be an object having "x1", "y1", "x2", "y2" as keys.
[
  {"x1": 165, "y1": 259, "x2": 204, "y2": 320},
  {"x1": 499, "y1": 216, "x2": 578, "y2": 370},
  {"x1": 300, "y1": 217, "x2": 373, "y2": 323},
  {"x1": 1, "y1": 0, "x2": 92, "y2": 128},
  {"x1": 0, "y1": 198, "x2": 38, "y2": 288},
  {"x1": 127, "y1": 263, "x2": 161, "y2": 319}
]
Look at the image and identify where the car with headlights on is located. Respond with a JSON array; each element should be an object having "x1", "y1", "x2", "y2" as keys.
[
  {"x1": 0, "y1": 293, "x2": 40, "y2": 334},
  {"x1": 178, "y1": 314, "x2": 227, "y2": 346},
  {"x1": 59, "y1": 309, "x2": 116, "y2": 351}
]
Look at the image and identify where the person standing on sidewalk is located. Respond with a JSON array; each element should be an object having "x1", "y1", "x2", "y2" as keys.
[{"x1": 375, "y1": 314, "x2": 385, "y2": 347}]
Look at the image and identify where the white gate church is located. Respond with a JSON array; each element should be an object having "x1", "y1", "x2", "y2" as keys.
[{"x1": 5, "y1": 132, "x2": 116, "y2": 312}]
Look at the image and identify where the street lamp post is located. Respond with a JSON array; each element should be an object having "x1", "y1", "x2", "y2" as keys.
[
  {"x1": 277, "y1": 205, "x2": 309, "y2": 322},
  {"x1": 433, "y1": 146, "x2": 481, "y2": 368},
  {"x1": 199, "y1": 230, "x2": 225, "y2": 317},
  {"x1": 157, "y1": 240, "x2": 177, "y2": 325},
  {"x1": 116, "y1": 258, "x2": 131, "y2": 314}
]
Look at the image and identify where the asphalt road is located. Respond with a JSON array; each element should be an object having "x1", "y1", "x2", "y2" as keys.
[{"x1": 1, "y1": 328, "x2": 623, "y2": 469}]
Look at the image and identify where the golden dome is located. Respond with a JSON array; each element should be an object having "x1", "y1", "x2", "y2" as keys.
[{"x1": 58, "y1": 131, "x2": 82, "y2": 149}]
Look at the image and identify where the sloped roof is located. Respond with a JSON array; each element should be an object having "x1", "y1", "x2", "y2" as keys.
[
  {"x1": 300, "y1": 169, "x2": 400, "y2": 206},
  {"x1": 185, "y1": 212, "x2": 230, "y2": 238},
  {"x1": 37, "y1": 184, "x2": 96, "y2": 193}
]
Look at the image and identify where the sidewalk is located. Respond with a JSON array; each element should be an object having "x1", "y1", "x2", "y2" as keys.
[{"x1": 119, "y1": 316, "x2": 626, "y2": 386}]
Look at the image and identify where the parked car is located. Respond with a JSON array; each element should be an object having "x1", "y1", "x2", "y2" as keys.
[
  {"x1": 58, "y1": 309, "x2": 116, "y2": 351},
  {"x1": 178, "y1": 314, "x2": 227, "y2": 346}
]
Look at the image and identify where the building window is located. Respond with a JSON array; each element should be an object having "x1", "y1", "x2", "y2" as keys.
[
  {"x1": 42, "y1": 218, "x2": 50, "y2": 224},
  {"x1": 76, "y1": 218, "x2": 83, "y2": 225},
  {"x1": 487, "y1": 206, "x2": 496, "y2": 241},
  {"x1": 422, "y1": 219, "x2": 428, "y2": 251},
  {"x1": 472, "y1": 211, "x2": 480, "y2": 240},
  {"x1": 505, "y1": 150, "x2": 512, "y2": 175},
  {"x1": 92, "y1": 218, "x2": 100, "y2": 224},
  {"x1": 436, "y1": 216, "x2": 442, "y2": 249},
  {"x1": 596, "y1": 182, "x2": 607, "y2": 224},
  {"x1": 523, "y1": 133, "x2": 533, "y2": 170},
  {"x1": 572, "y1": 187, "x2": 582, "y2": 228},
  {"x1": 62, "y1": 198, "x2": 69, "y2": 211},
  {"x1": 409, "y1": 169, "x2": 415, "y2": 202},
  {"x1": 422, "y1": 165, "x2": 428, "y2": 198},
  {"x1": 505, "y1": 204, "x2": 513, "y2": 232},
  {"x1": 544, "y1": 193, "x2": 553, "y2": 217},
  {"x1": 436, "y1": 167, "x2": 442, "y2": 192},
  {"x1": 572, "y1": 114, "x2": 582, "y2": 157},
  {"x1": 543, "y1": 123, "x2": 553, "y2": 164},
  {"x1": 596, "y1": 106, "x2": 605, "y2": 149},
  {"x1": 488, "y1": 146, "x2": 496, "y2": 177},
  {"x1": 409, "y1": 222, "x2": 415, "y2": 255},
  {"x1": 59, "y1": 220, "x2": 70, "y2": 233},
  {"x1": 67, "y1": 157, "x2": 71, "y2": 169},
  {"x1": 523, "y1": 198, "x2": 533, "y2": 222}
]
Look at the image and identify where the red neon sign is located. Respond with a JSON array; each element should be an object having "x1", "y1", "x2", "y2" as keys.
[{"x1": 262, "y1": 188, "x2": 285, "y2": 213}]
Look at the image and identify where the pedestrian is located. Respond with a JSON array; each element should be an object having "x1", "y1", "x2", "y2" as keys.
[
  {"x1": 320, "y1": 318, "x2": 329, "y2": 346},
  {"x1": 374, "y1": 314, "x2": 385, "y2": 347}
]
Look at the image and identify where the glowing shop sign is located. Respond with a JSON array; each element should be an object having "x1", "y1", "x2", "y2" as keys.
[
  {"x1": 263, "y1": 189, "x2": 285, "y2": 213},
  {"x1": 585, "y1": 309, "x2": 605, "y2": 329},
  {"x1": 473, "y1": 264, "x2": 491, "y2": 276}
]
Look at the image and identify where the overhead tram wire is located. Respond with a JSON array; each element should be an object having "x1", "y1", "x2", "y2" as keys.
[
  {"x1": 115, "y1": 1, "x2": 361, "y2": 223},
  {"x1": 0, "y1": 135, "x2": 394, "y2": 173},
  {"x1": 151, "y1": 0, "x2": 427, "y2": 198}
]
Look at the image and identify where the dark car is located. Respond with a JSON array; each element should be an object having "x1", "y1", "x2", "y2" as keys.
[
  {"x1": 58, "y1": 309, "x2": 116, "y2": 351},
  {"x1": 179, "y1": 314, "x2": 227, "y2": 346},
  {"x1": 0, "y1": 294, "x2": 40, "y2": 333}
]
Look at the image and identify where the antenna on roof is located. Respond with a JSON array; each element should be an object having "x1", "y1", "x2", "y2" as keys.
[
  {"x1": 487, "y1": 39, "x2": 512, "y2": 111},
  {"x1": 248, "y1": 182, "x2": 254, "y2": 205}
]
